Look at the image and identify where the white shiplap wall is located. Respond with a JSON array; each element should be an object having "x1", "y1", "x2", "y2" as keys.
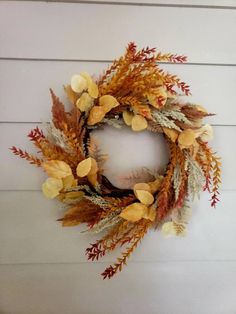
[{"x1": 0, "y1": 1, "x2": 236, "y2": 314}]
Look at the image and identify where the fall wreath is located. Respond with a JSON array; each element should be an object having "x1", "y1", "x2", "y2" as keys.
[{"x1": 11, "y1": 43, "x2": 221, "y2": 279}]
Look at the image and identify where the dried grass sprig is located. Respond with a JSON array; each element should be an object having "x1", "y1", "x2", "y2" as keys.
[
  {"x1": 156, "y1": 141, "x2": 177, "y2": 220},
  {"x1": 157, "y1": 69, "x2": 191, "y2": 96},
  {"x1": 152, "y1": 110, "x2": 181, "y2": 131},
  {"x1": 28, "y1": 127, "x2": 45, "y2": 146},
  {"x1": 162, "y1": 109, "x2": 193, "y2": 126},
  {"x1": 185, "y1": 152, "x2": 205, "y2": 199},
  {"x1": 101, "y1": 219, "x2": 151, "y2": 279},
  {"x1": 10, "y1": 146, "x2": 43, "y2": 166},
  {"x1": 155, "y1": 52, "x2": 187, "y2": 63}
]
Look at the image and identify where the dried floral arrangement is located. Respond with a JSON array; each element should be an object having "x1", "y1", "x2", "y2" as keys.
[{"x1": 11, "y1": 43, "x2": 221, "y2": 279}]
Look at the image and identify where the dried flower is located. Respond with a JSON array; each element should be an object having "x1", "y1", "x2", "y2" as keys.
[
  {"x1": 87, "y1": 106, "x2": 106, "y2": 125},
  {"x1": 162, "y1": 221, "x2": 186, "y2": 237},
  {"x1": 76, "y1": 92, "x2": 93, "y2": 112},
  {"x1": 87, "y1": 95, "x2": 120, "y2": 125},
  {"x1": 42, "y1": 173, "x2": 78, "y2": 199},
  {"x1": 76, "y1": 157, "x2": 98, "y2": 186},
  {"x1": 99, "y1": 95, "x2": 119, "y2": 110},
  {"x1": 42, "y1": 160, "x2": 72, "y2": 179},
  {"x1": 133, "y1": 182, "x2": 151, "y2": 193},
  {"x1": 199, "y1": 124, "x2": 214, "y2": 141},
  {"x1": 135, "y1": 190, "x2": 154, "y2": 205},
  {"x1": 123, "y1": 110, "x2": 134, "y2": 126},
  {"x1": 131, "y1": 114, "x2": 148, "y2": 131},
  {"x1": 42, "y1": 177, "x2": 63, "y2": 199},
  {"x1": 123, "y1": 111, "x2": 148, "y2": 131},
  {"x1": 71, "y1": 72, "x2": 99, "y2": 98},
  {"x1": 178, "y1": 129, "x2": 196, "y2": 149},
  {"x1": 76, "y1": 157, "x2": 98, "y2": 177},
  {"x1": 71, "y1": 74, "x2": 88, "y2": 93},
  {"x1": 120, "y1": 203, "x2": 147, "y2": 222},
  {"x1": 142, "y1": 205, "x2": 156, "y2": 221}
]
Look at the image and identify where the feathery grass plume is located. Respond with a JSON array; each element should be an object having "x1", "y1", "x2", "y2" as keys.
[
  {"x1": 10, "y1": 146, "x2": 43, "y2": 166},
  {"x1": 172, "y1": 164, "x2": 182, "y2": 201},
  {"x1": 46, "y1": 121, "x2": 74, "y2": 154},
  {"x1": 161, "y1": 109, "x2": 193, "y2": 126},
  {"x1": 181, "y1": 104, "x2": 214, "y2": 120},
  {"x1": 103, "y1": 194, "x2": 136, "y2": 211},
  {"x1": 172, "y1": 221, "x2": 187, "y2": 236},
  {"x1": 147, "y1": 120, "x2": 163, "y2": 133},
  {"x1": 84, "y1": 195, "x2": 110, "y2": 209},
  {"x1": 152, "y1": 110, "x2": 181, "y2": 131},
  {"x1": 83, "y1": 210, "x2": 122, "y2": 234},
  {"x1": 118, "y1": 167, "x2": 157, "y2": 189},
  {"x1": 58, "y1": 198, "x2": 103, "y2": 227},
  {"x1": 50, "y1": 89, "x2": 68, "y2": 131},
  {"x1": 185, "y1": 152, "x2": 205, "y2": 199},
  {"x1": 86, "y1": 220, "x2": 134, "y2": 260},
  {"x1": 171, "y1": 201, "x2": 191, "y2": 224}
]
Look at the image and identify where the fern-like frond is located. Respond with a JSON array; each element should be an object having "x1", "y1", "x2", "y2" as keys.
[
  {"x1": 50, "y1": 89, "x2": 68, "y2": 131},
  {"x1": 210, "y1": 153, "x2": 221, "y2": 207},
  {"x1": 10, "y1": 146, "x2": 43, "y2": 166},
  {"x1": 28, "y1": 127, "x2": 45, "y2": 148},
  {"x1": 155, "y1": 52, "x2": 187, "y2": 63},
  {"x1": 152, "y1": 110, "x2": 181, "y2": 131},
  {"x1": 185, "y1": 152, "x2": 205, "y2": 199},
  {"x1": 101, "y1": 220, "x2": 151, "y2": 279}
]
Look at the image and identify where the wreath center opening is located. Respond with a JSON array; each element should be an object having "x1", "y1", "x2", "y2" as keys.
[{"x1": 93, "y1": 125, "x2": 169, "y2": 189}]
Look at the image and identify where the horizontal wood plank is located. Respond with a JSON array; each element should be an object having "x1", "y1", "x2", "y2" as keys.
[
  {"x1": 9, "y1": 0, "x2": 236, "y2": 8},
  {"x1": 0, "y1": 2, "x2": 236, "y2": 63},
  {"x1": 1, "y1": 262, "x2": 236, "y2": 314},
  {"x1": 0, "y1": 60, "x2": 236, "y2": 124},
  {"x1": 0, "y1": 190, "x2": 235, "y2": 264},
  {"x1": 0, "y1": 123, "x2": 232, "y2": 190}
]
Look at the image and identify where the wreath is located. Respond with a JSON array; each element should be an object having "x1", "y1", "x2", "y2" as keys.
[{"x1": 11, "y1": 43, "x2": 221, "y2": 279}]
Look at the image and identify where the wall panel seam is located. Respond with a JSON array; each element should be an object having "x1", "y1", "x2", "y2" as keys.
[
  {"x1": 3, "y1": 0, "x2": 236, "y2": 10},
  {"x1": 1, "y1": 57, "x2": 236, "y2": 67},
  {"x1": 1, "y1": 260, "x2": 236, "y2": 266}
]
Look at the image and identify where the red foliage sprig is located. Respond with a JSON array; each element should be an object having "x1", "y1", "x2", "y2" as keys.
[
  {"x1": 198, "y1": 142, "x2": 221, "y2": 207},
  {"x1": 10, "y1": 146, "x2": 43, "y2": 166},
  {"x1": 86, "y1": 242, "x2": 106, "y2": 261},
  {"x1": 28, "y1": 127, "x2": 45, "y2": 148},
  {"x1": 101, "y1": 220, "x2": 151, "y2": 279}
]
